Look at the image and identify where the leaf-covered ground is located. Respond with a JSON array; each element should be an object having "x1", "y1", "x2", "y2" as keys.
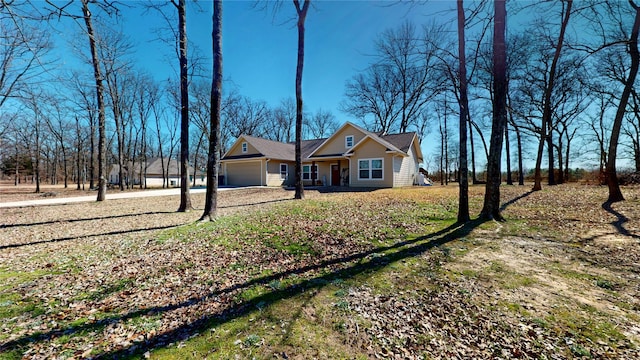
[{"x1": 0, "y1": 184, "x2": 638, "y2": 359}]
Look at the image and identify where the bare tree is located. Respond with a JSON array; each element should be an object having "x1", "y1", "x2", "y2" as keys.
[
  {"x1": 174, "y1": 0, "x2": 191, "y2": 211},
  {"x1": 457, "y1": 0, "x2": 470, "y2": 223},
  {"x1": 0, "y1": 5, "x2": 51, "y2": 110},
  {"x1": 225, "y1": 95, "x2": 269, "y2": 138},
  {"x1": 68, "y1": 71, "x2": 97, "y2": 189},
  {"x1": 480, "y1": 0, "x2": 507, "y2": 221},
  {"x1": 293, "y1": 0, "x2": 310, "y2": 200},
  {"x1": 21, "y1": 89, "x2": 43, "y2": 193},
  {"x1": 133, "y1": 73, "x2": 155, "y2": 189},
  {"x1": 80, "y1": 0, "x2": 110, "y2": 201},
  {"x1": 263, "y1": 99, "x2": 295, "y2": 142},
  {"x1": 623, "y1": 91, "x2": 640, "y2": 171},
  {"x1": 202, "y1": 0, "x2": 223, "y2": 221},
  {"x1": 531, "y1": 0, "x2": 573, "y2": 191},
  {"x1": 97, "y1": 26, "x2": 134, "y2": 191},
  {"x1": 605, "y1": 0, "x2": 640, "y2": 202},
  {"x1": 305, "y1": 108, "x2": 338, "y2": 139},
  {"x1": 341, "y1": 21, "x2": 444, "y2": 134},
  {"x1": 43, "y1": 93, "x2": 72, "y2": 188}
]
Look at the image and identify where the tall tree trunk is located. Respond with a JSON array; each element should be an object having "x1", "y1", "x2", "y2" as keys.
[
  {"x1": 533, "y1": 0, "x2": 572, "y2": 191},
  {"x1": 457, "y1": 0, "x2": 470, "y2": 223},
  {"x1": 34, "y1": 116, "x2": 41, "y2": 193},
  {"x1": 294, "y1": 0, "x2": 310, "y2": 200},
  {"x1": 468, "y1": 114, "x2": 478, "y2": 184},
  {"x1": 480, "y1": 0, "x2": 507, "y2": 221},
  {"x1": 508, "y1": 94, "x2": 524, "y2": 185},
  {"x1": 439, "y1": 118, "x2": 444, "y2": 185},
  {"x1": 444, "y1": 97, "x2": 449, "y2": 185},
  {"x1": 193, "y1": 132, "x2": 204, "y2": 187},
  {"x1": 515, "y1": 124, "x2": 524, "y2": 185},
  {"x1": 505, "y1": 121, "x2": 513, "y2": 185},
  {"x1": 82, "y1": 0, "x2": 106, "y2": 201},
  {"x1": 113, "y1": 107, "x2": 125, "y2": 191},
  {"x1": 565, "y1": 134, "x2": 571, "y2": 182},
  {"x1": 547, "y1": 126, "x2": 555, "y2": 185},
  {"x1": 202, "y1": 0, "x2": 223, "y2": 221},
  {"x1": 606, "y1": 1, "x2": 640, "y2": 202},
  {"x1": 76, "y1": 117, "x2": 82, "y2": 190},
  {"x1": 14, "y1": 144, "x2": 19, "y2": 186},
  {"x1": 556, "y1": 143, "x2": 564, "y2": 184},
  {"x1": 177, "y1": 0, "x2": 192, "y2": 212},
  {"x1": 62, "y1": 145, "x2": 68, "y2": 188},
  {"x1": 89, "y1": 112, "x2": 95, "y2": 189}
]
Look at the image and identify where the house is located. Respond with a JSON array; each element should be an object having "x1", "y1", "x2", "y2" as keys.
[
  {"x1": 220, "y1": 122, "x2": 424, "y2": 188},
  {"x1": 109, "y1": 157, "x2": 206, "y2": 188}
]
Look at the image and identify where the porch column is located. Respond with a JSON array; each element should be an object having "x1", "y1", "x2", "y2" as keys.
[
  {"x1": 312, "y1": 160, "x2": 316, "y2": 186},
  {"x1": 337, "y1": 159, "x2": 341, "y2": 186}
]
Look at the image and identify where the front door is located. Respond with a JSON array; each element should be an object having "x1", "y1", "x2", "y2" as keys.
[{"x1": 331, "y1": 164, "x2": 340, "y2": 186}]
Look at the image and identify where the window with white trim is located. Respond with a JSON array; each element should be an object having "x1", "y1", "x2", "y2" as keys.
[
  {"x1": 302, "y1": 164, "x2": 318, "y2": 180},
  {"x1": 241, "y1": 142, "x2": 248, "y2": 153},
  {"x1": 358, "y1": 158, "x2": 383, "y2": 180},
  {"x1": 280, "y1": 163, "x2": 288, "y2": 180},
  {"x1": 345, "y1": 135, "x2": 354, "y2": 148}
]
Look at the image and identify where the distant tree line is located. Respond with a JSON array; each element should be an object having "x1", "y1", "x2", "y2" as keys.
[{"x1": 0, "y1": 0, "x2": 638, "y2": 209}]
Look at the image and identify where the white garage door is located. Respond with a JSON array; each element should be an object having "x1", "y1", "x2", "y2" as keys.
[{"x1": 226, "y1": 161, "x2": 262, "y2": 186}]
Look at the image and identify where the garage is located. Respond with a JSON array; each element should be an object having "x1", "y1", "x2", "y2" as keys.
[{"x1": 225, "y1": 161, "x2": 263, "y2": 186}]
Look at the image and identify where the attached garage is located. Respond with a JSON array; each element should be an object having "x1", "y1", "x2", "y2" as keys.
[{"x1": 225, "y1": 161, "x2": 263, "y2": 186}]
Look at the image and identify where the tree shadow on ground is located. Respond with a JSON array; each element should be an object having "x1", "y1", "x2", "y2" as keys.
[
  {"x1": 219, "y1": 198, "x2": 292, "y2": 209},
  {"x1": 500, "y1": 190, "x2": 534, "y2": 211},
  {"x1": 309, "y1": 187, "x2": 379, "y2": 194},
  {"x1": 0, "y1": 211, "x2": 174, "y2": 229},
  {"x1": 0, "y1": 224, "x2": 181, "y2": 250},
  {"x1": 0, "y1": 191, "x2": 533, "y2": 358},
  {"x1": 601, "y1": 201, "x2": 640, "y2": 240},
  {"x1": 0, "y1": 221, "x2": 476, "y2": 357}
]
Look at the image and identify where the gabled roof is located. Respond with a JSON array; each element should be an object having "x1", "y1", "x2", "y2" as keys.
[
  {"x1": 300, "y1": 138, "x2": 327, "y2": 159},
  {"x1": 145, "y1": 157, "x2": 188, "y2": 176},
  {"x1": 222, "y1": 124, "x2": 422, "y2": 162},
  {"x1": 226, "y1": 135, "x2": 296, "y2": 161},
  {"x1": 110, "y1": 157, "x2": 191, "y2": 177},
  {"x1": 307, "y1": 122, "x2": 365, "y2": 158},
  {"x1": 380, "y1": 133, "x2": 415, "y2": 153}
]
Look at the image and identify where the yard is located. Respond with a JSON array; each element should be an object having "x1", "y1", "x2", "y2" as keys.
[{"x1": 0, "y1": 184, "x2": 639, "y2": 359}]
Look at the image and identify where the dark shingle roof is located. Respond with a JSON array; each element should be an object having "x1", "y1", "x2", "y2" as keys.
[
  {"x1": 224, "y1": 127, "x2": 419, "y2": 162},
  {"x1": 300, "y1": 138, "x2": 327, "y2": 159},
  {"x1": 242, "y1": 135, "x2": 295, "y2": 160},
  {"x1": 381, "y1": 132, "x2": 417, "y2": 153}
]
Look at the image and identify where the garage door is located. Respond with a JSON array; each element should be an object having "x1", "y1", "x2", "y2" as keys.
[{"x1": 226, "y1": 161, "x2": 262, "y2": 186}]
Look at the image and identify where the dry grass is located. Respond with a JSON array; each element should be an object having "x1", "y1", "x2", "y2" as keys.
[{"x1": 0, "y1": 183, "x2": 639, "y2": 359}]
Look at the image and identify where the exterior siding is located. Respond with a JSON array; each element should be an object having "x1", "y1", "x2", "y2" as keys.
[
  {"x1": 393, "y1": 146, "x2": 418, "y2": 187},
  {"x1": 266, "y1": 161, "x2": 294, "y2": 186},
  {"x1": 225, "y1": 160, "x2": 263, "y2": 186},
  {"x1": 349, "y1": 138, "x2": 394, "y2": 188},
  {"x1": 226, "y1": 139, "x2": 259, "y2": 157},
  {"x1": 144, "y1": 176, "x2": 182, "y2": 188},
  {"x1": 312, "y1": 124, "x2": 366, "y2": 157}
]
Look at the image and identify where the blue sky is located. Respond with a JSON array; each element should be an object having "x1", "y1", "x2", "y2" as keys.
[
  {"x1": 119, "y1": 0, "x2": 457, "y2": 122},
  {"x1": 48, "y1": 0, "x2": 584, "y2": 171}
]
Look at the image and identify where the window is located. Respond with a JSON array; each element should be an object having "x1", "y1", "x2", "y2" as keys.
[
  {"x1": 241, "y1": 142, "x2": 248, "y2": 153},
  {"x1": 345, "y1": 135, "x2": 354, "y2": 148},
  {"x1": 302, "y1": 164, "x2": 318, "y2": 180},
  {"x1": 280, "y1": 164, "x2": 288, "y2": 180},
  {"x1": 358, "y1": 158, "x2": 383, "y2": 180}
]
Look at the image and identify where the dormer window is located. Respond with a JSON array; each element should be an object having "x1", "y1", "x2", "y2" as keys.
[
  {"x1": 345, "y1": 135, "x2": 354, "y2": 148},
  {"x1": 241, "y1": 142, "x2": 248, "y2": 153}
]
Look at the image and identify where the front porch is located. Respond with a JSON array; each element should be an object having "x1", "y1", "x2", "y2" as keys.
[{"x1": 302, "y1": 157, "x2": 349, "y2": 187}]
